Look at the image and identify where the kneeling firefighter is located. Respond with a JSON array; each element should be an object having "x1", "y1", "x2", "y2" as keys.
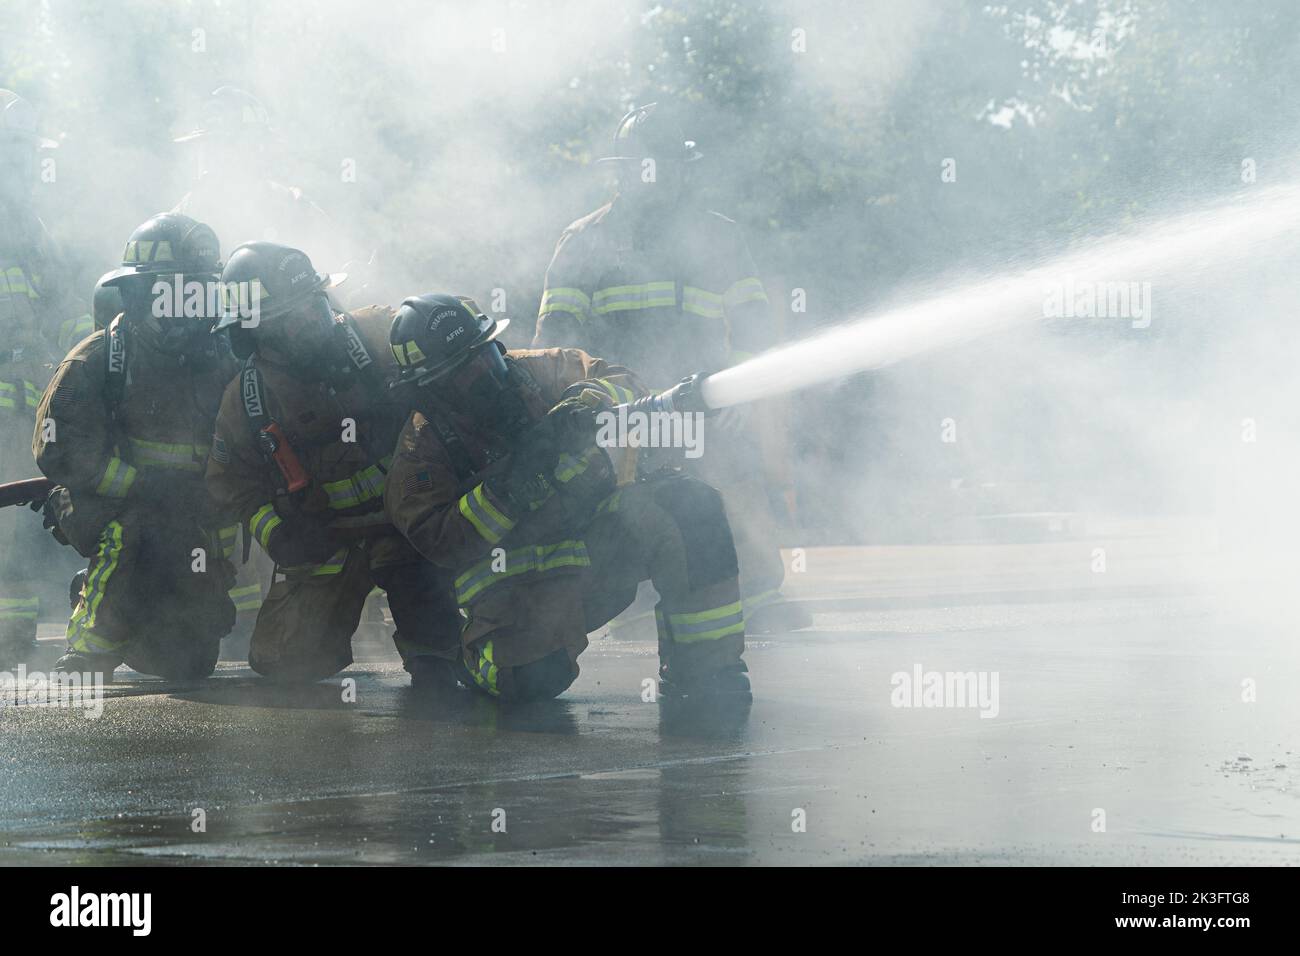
[
  {"x1": 32, "y1": 213, "x2": 238, "y2": 679},
  {"x1": 206, "y1": 242, "x2": 461, "y2": 685},
  {"x1": 384, "y1": 293, "x2": 751, "y2": 703}
]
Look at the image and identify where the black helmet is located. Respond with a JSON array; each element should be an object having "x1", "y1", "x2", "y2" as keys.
[
  {"x1": 102, "y1": 213, "x2": 222, "y2": 287},
  {"x1": 91, "y1": 271, "x2": 124, "y2": 330},
  {"x1": 390, "y1": 293, "x2": 508, "y2": 387},
  {"x1": 100, "y1": 213, "x2": 223, "y2": 354},
  {"x1": 214, "y1": 241, "x2": 344, "y2": 328},
  {"x1": 596, "y1": 102, "x2": 702, "y2": 165},
  {"x1": 174, "y1": 86, "x2": 272, "y2": 143}
]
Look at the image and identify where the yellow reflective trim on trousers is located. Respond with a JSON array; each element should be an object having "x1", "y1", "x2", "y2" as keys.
[
  {"x1": 126, "y1": 436, "x2": 207, "y2": 471},
  {"x1": 741, "y1": 588, "x2": 781, "y2": 616},
  {"x1": 592, "y1": 281, "x2": 676, "y2": 314},
  {"x1": 454, "y1": 539, "x2": 590, "y2": 606},
  {"x1": 666, "y1": 600, "x2": 745, "y2": 643},
  {"x1": 539, "y1": 287, "x2": 592, "y2": 318},
  {"x1": 322, "y1": 456, "x2": 392, "y2": 509},
  {"x1": 94, "y1": 456, "x2": 138, "y2": 498},
  {"x1": 470, "y1": 639, "x2": 500, "y2": 695},
  {"x1": 458, "y1": 482, "x2": 515, "y2": 544},
  {"x1": 682, "y1": 285, "x2": 725, "y2": 319},
  {"x1": 0, "y1": 381, "x2": 14, "y2": 409},
  {"x1": 250, "y1": 503, "x2": 282, "y2": 550},
  {"x1": 67, "y1": 520, "x2": 126, "y2": 653},
  {"x1": 0, "y1": 597, "x2": 39, "y2": 621},
  {"x1": 228, "y1": 583, "x2": 262, "y2": 611},
  {"x1": 24, "y1": 381, "x2": 40, "y2": 408},
  {"x1": 723, "y1": 277, "x2": 769, "y2": 309}
]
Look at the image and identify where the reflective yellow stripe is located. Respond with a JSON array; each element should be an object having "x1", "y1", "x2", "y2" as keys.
[
  {"x1": 217, "y1": 524, "x2": 240, "y2": 559},
  {"x1": 554, "y1": 449, "x2": 597, "y2": 484},
  {"x1": 591, "y1": 378, "x2": 635, "y2": 405},
  {"x1": 458, "y1": 482, "x2": 516, "y2": 544},
  {"x1": 724, "y1": 276, "x2": 768, "y2": 309},
  {"x1": 682, "y1": 285, "x2": 725, "y2": 319},
  {"x1": 59, "y1": 314, "x2": 94, "y2": 349},
  {"x1": 322, "y1": 457, "x2": 391, "y2": 509},
  {"x1": 0, "y1": 597, "x2": 40, "y2": 621},
  {"x1": 126, "y1": 437, "x2": 207, "y2": 471},
  {"x1": 454, "y1": 539, "x2": 590, "y2": 605},
  {"x1": 392, "y1": 339, "x2": 427, "y2": 367},
  {"x1": 250, "y1": 503, "x2": 282, "y2": 550},
  {"x1": 24, "y1": 381, "x2": 40, "y2": 408},
  {"x1": 0, "y1": 266, "x2": 38, "y2": 299},
  {"x1": 469, "y1": 639, "x2": 500, "y2": 695},
  {"x1": 664, "y1": 600, "x2": 745, "y2": 643},
  {"x1": 741, "y1": 588, "x2": 782, "y2": 617},
  {"x1": 539, "y1": 287, "x2": 592, "y2": 318},
  {"x1": 67, "y1": 520, "x2": 126, "y2": 653},
  {"x1": 309, "y1": 548, "x2": 349, "y2": 576},
  {"x1": 592, "y1": 281, "x2": 675, "y2": 314},
  {"x1": 227, "y1": 583, "x2": 262, "y2": 612},
  {"x1": 94, "y1": 456, "x2": 138, "y2": 498}
]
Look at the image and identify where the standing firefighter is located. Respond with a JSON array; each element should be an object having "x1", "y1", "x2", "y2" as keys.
[
  {"x1": 0, "y1": 90, "x2": 92, "y2": 666},
  {"x1": 32, "y1": 214, "x2": 237, "y2": 679},
  {"x1": 206, "y1": 243, "x2": 460, "y2": 687},
  {"x1": 386, "y1": 293, "x2": 751, "y2": 703},
  {"x1": 533, "y1": 102, "x2": 809, "y2": 633}
]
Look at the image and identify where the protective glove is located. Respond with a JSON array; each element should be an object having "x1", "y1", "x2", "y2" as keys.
[
  {"x1": 31, "y1": 488, "x2": 69, "y2": 546},
  {"x1": 265, "y1": 520, "x2": 342, "y2": 567}
]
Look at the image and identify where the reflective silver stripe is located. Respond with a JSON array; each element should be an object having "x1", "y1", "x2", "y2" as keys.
[
  {"x1": 454, "y1": 540, "x2": 589, "y2": 605},
  {"x1": 126, "y1": 437, "x2": 205, "y2": 471},
  {"x1": 458, "y1": 482, "x2": 515, "y2": 543},
  {"x1": 723, "y1": 277, "x2": 769, "y2": 309},
  {"x1": 682, "y1": 285, "x2": 725, "y2": 319},
  {"x1": 539, "y1": 287, "x2": 592, "y2": 318},
  {"x1": 250, "y1": 503, "x2": 281, "y2": 549},
  {"x1": 592, "y1": 281, "x2": 676, "y2": 314},
  {"x1": 94, "y1": 457, "x2": 138, "y2": 498},
  {"x1": 323, "y1": 457, "x2": 391, "y2": 509}
]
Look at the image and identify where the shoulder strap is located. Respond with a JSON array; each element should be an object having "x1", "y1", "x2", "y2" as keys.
[
  {"x1": 104, "y1": 315, "x2": 128, "y2": 413},
  {"x1": 239, "y1": 356, "x2": 272, "y2": 433},
  {"x1": 428, "y1": 414, "x2": 475, "y2": 483}
]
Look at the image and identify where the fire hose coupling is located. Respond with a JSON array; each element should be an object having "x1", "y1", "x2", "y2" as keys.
[{"x1": 628, "y1": 373, "x2": 716, "y2": 417}]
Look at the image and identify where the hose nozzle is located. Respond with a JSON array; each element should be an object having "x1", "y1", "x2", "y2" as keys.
[{"x1": 630, "y1": 373, "x2": 714, "y2": 417}]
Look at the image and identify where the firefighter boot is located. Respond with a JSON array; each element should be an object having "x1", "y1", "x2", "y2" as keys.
[{"x1": 52, "y1": 648, "x2": 121, "y2": 681}]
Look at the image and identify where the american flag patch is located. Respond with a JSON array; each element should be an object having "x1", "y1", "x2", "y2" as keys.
[
  {"x1": 50, "y1": 385, "x2": 86, "y2": 410},
  {"x1": 403, "y1": 470, "x2": 433, "y2": 494},
  {"x1": 211, "y1": 435, "x2": 231, "y2": 464}
]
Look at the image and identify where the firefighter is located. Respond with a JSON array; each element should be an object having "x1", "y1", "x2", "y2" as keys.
[
  {"x1": 385, "y1": 293, "x2": 752, "y2": 704},
  {"x1": 32, "y1": 213, "x2": 237, "y2": 679},
  {"x1": 532, "y1": 102, "x2": 810, "y2": 633},
  {"x1": 206, "y1": 242, "x2": 460, "y2": 687},
  {"x1": 0, "y1": 89, "x2": 93, "y2": 666},
  {"x1": 174, "y1": 86, "x2": 382, "y2": 636}
]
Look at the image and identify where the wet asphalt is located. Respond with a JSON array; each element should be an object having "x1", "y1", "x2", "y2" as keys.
[{"x1": 2, "y1": 535, "x2": 1297, "y2": 865}]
